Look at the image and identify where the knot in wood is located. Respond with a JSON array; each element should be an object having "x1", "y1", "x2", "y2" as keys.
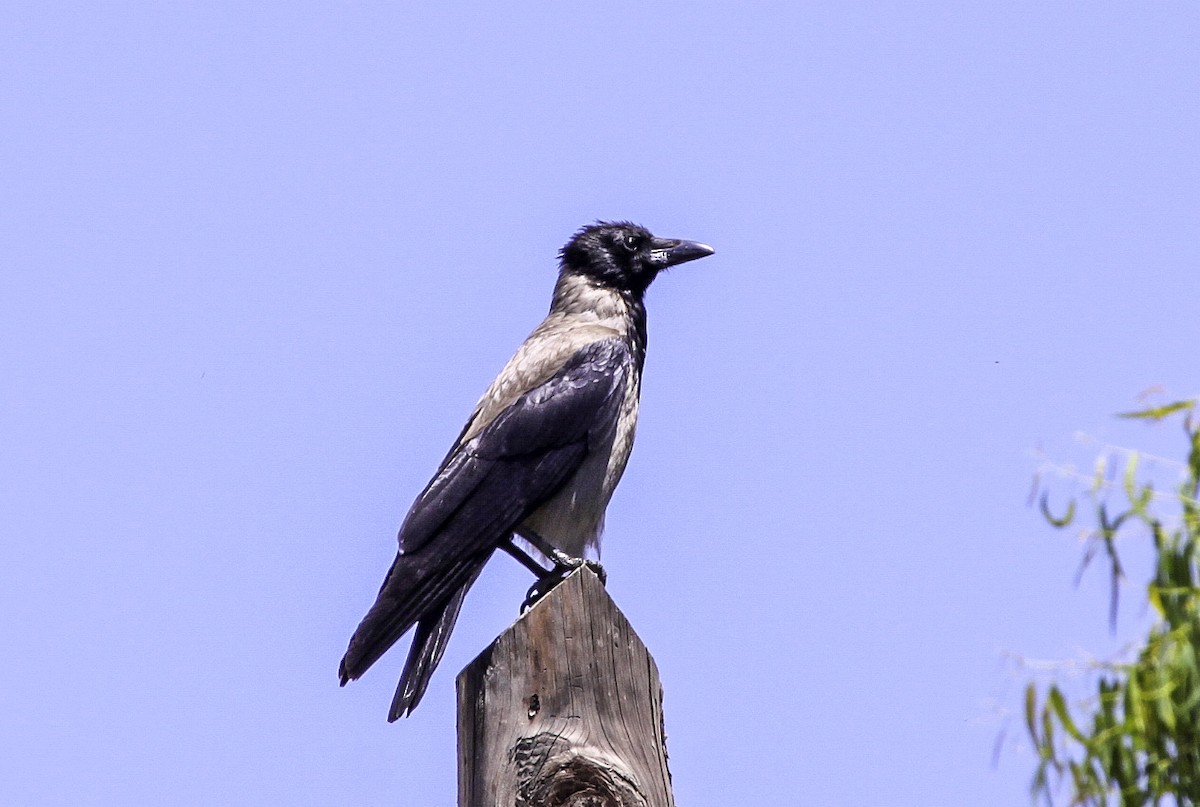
[{"x1": 512, "y1": 734, "x2": 645, "y2": 807}]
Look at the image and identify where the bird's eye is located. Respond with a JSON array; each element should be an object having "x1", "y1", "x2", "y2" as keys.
[{"x1": 622, "y1": 234, "x2": 641, "y2": 252}]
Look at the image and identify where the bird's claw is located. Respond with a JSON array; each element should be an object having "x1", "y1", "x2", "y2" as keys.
[
  {"x1": 521, "y1": 556, "x2": 606, "y2": 611},
  {"x1": 583, "y1": 559, "x2": 607, "y2": 585}
]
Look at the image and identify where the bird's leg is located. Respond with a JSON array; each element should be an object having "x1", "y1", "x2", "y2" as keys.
[
  {"x1": 515, "y1": 531, "x2": 606, "y2": 611},
  {"x1": 499, "y1": 538, "x2": 553, "y2": 577}
]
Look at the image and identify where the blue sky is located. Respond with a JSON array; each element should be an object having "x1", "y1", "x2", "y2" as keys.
[{"x1": 2, "y1": 4, "x2": 1197, "y2": 805}]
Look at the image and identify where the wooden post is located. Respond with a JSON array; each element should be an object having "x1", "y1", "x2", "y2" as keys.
[{"x1": 457, "y1": 567, "x2": 675, "y2": 807}]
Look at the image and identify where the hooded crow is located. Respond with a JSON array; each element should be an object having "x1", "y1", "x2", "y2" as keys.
[{"x1": 339, "y1": 221, "x2": 714, "y2": 720}]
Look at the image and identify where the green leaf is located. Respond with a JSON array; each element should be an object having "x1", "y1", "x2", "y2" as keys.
[
  {"x1": 1025, "y1": 683, "x2": 1039, "y2": 741},
  {"x1": 1040, "y1": 492, "x2": 1076, "y2": 528},
  {"x1": 1048, "y1": 686, "x2": 1086, "y2": 743},
  {"x1": 1154, "y1": 680, "x2": 1176, "y2": 732},
  {"x1": 1149, "y1": 583, "x2": 1164, "y2": 618},
  {"x1": 1122, "y1": 451, "x2": 1140, "y2": 500},
  {"x1": 1117, "y1": 399, "x2": 1196, "y2": 421},
  {"x1": 1127, "y1": 675, "x2": 1145, "y2": 734}
]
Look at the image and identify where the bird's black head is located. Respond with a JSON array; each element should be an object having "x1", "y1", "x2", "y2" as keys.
[{"x1": 558, "y1": 221, "x2": 715, "y2": 296}]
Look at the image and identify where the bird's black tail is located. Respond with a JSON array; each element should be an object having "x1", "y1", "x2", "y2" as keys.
[
  {"x1": 338, "y1": 549, "x2": 492, "y2": 717},
  {"x1": 387, "y1": 562, "x2": 484, "y2": 720}
]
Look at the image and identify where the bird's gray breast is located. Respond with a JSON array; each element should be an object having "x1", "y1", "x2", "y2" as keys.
[{"x1": 515, "y1": 361, "x2": 639, "y2": 560}]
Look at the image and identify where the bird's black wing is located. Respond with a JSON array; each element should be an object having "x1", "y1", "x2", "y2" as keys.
[{"x1": 339, "y1": 338, "x2": 632, "y2": 716}]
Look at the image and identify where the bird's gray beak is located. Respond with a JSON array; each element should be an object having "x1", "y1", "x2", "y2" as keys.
[{"x1": 648, "y1": 238, "x2": 715, "y2": 268}]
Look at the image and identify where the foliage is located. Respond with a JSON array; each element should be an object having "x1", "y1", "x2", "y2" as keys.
[{"x1": 1027, "y1": 400, "x2": 1200, "y2": 806}]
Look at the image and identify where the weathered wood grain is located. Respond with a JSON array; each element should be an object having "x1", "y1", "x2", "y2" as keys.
[{"x1": 457, "y1": 567, "x2": 674, "y2": 807}]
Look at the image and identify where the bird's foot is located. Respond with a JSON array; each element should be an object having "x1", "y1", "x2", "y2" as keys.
[
  {"x1": 583, "y1": 558, "x2": 607, "y2": 585},
  {"x1": 521, "y1": 555, "x2": 606, "y2": 611}
]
